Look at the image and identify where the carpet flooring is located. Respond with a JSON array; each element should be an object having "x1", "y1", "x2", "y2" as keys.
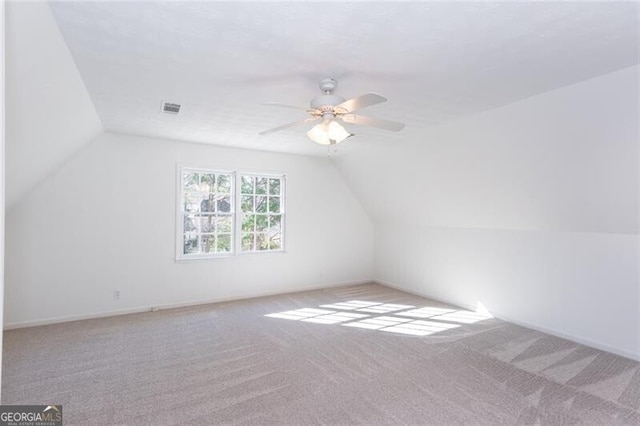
[{"x1": 3, "y1": 283, "x2": 640, "y2": 425}]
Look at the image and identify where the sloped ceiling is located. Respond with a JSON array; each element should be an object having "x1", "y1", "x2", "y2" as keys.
[
  {"x1": 47, "y1": 1, "x2": 638, "y2": 156},
  {"x1": 5, "y1": 1, "x2": 103, "y2": 208},
  {"x1": 6, "y1": 2, "x2": 638, "y2": 208},
  {"x1": 333, "y1": 65, "x2": 639, "y2": 234}
]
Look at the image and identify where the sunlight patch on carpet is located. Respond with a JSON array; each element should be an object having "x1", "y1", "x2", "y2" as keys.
[{"x1": 265, "y1": 300, "x2": 491, "y2": 338}]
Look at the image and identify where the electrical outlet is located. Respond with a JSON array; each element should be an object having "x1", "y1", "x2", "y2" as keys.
[{"x1": 113, "y1": 289, "x2": 120, "y2": 300}]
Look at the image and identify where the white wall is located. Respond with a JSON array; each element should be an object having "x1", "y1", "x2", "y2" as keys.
[
  {"x1": 1, "y1": 0, "x2": 6, "y2": 402},
  {"x1": 335, "y1": 66, "x2": 639, "y2": 359},
  {"x1": 5, "y1": 133, "x2": 373, "y2": 327},
  {"x1": 5, "y1": 1, "x2": 102, "y2": 207}
]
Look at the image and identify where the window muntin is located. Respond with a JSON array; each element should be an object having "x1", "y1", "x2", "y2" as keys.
[
  {"x1": 240, "y1": 175, "x2": 284, "y2": 252},
  {"x1": 178, "y1": 167, "x2": 285, "y2": 259}
]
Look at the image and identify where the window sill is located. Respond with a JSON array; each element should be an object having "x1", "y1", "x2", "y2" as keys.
[{"x1": 176, "y1": 250, "x2": 287, "y2": 262}]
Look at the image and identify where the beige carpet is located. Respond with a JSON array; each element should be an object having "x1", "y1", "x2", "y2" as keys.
[{"x1": 3, "y1": 283, "x2": 640, "y2": 425}]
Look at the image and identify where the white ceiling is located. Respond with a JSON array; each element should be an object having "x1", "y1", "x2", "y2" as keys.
[{"x1": 49, "y1": 1, "x2": 638, "y2": 156}]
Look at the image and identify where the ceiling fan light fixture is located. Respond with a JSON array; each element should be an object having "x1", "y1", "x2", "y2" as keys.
[{"x1": 307, "y1": 120, "x2": 352, "y2": 145}]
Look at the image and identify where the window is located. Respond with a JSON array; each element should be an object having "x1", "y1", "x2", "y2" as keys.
[
  {"x1": 240, "y1": 175, "x2": 284, "y2": 252},
  {"x1": 178, "y1": 166, "x2": 285, "y2": 259},
  {"x1": 180, "y1": 169, "x2": 234, "y2": 257}
]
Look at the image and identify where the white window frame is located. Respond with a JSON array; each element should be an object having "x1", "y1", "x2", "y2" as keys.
[{"x1": 176, "y1": 165, "x2": 286, "y2": 260}]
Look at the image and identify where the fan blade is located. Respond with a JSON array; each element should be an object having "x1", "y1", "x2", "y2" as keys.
[
  {"x1": 262, "y1": 102, "x2": 308, "y2": 111},
  {"x1": 259, "y1": 117, "x2": 318, "y2": 135},
  {"x1": 341, "y1": 114, "x2": 405, "y2": 131},
  {"x1": 335, "y1": 93, "x2": 387, "y2": 113}
]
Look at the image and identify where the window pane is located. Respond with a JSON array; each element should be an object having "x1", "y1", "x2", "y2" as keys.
[
  {"x1": 184, "y1": 215, "x2": 198, "y2": 232},
  {"x1": 255, "y1": 196, "x2": 268, "y2": 213},
  {"x1": 199, "y1": 215, "x2": 215, "y2": 233},
  {"x1": 269, "y1": 215, "x2": 282, "y2": 232},
  {"x1": 199, "y1": 194, "x2": 215, "y2": 212},
  {"x1": 270, "y1": 239, "x2": 281, "y2": 250},
  {"x1": 184, "y1": 234, "x2": 199, "y2": 254},
  {"x1": 256, "y1": 215, "x2": 269, "y2": 232},
  {"x1": 241, "y1": 195, "x2": 253, "y2": 212},
  {"x1": 216, "y1": 216, "x2": 232, "y2": 233},
  {"x1": 183, "y1": 193, "x2": 202, "y2": 212},
  {"x1": 217, "y1": 234, "x2": 231, "y2": 253},
  {"x1": 217, "y1": 195, "x2": 231, "y2": 213},
  {"x1": 256, "y1": 177, "x2": 268, "y2": 194},
  {"x1": 269, "y1": 226, "x2": 282, "y2": 249},
  {"x1": 183, "y1": 172, "x2": 199, "y2": 192},
  {"x1": 268, "y1": 197, "x2": 280, "y2": 213},
  {"x1": 269, "y1": 215, "x2": 282, "y2": 250},
  {"x1": 269, "y1": 178, "x2": 281, "y2": 195},
  {"x1": 217, "y1": 174, "x2": 231, "y2": 193},
  {"x1": 242, "y1": 214, "x2": 256, "y2": 232},
  {"x1": 256, "y1": 233, "x2": 269, "y2": 250},
  {"x1": 242, "y1": 233, "x2": 255, "y2": 251},
  {"x1": 200, "y1": 173, "x2": 216, "y2": 193},
  {"x1": 241, "y1": 176, "x2": 254, "y2": 194},
  {"x1": 202, "y1": 235, "x2": 215, "y2": 253}
]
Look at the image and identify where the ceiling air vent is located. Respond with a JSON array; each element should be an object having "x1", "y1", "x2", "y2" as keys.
[{"x1": 162, "y1": 101, "x2": 181, "y2": 114}]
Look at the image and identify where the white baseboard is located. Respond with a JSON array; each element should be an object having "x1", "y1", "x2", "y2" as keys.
[
  {"x1": 487, "y1": 311, "x2": 640, "y2": 362},
  {"x1": 3, "y1": 279, "x2": 372, "y2": 330},
  {"x1": 374, "y1": 279, "x2": 640, "y2": 362}
]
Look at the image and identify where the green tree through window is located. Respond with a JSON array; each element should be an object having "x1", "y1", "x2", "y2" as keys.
[{"x1": 240, "y1": 175, "x2": 283, "y2": 252}]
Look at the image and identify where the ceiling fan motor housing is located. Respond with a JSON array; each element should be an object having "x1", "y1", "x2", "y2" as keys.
[{"x1": 310, "y1": 94, "x2": 346, "y2": 111}]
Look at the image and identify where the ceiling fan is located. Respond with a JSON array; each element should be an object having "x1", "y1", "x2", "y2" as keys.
[{"x1": 259, "y1": 78, "x2": 405, "y2": 145}]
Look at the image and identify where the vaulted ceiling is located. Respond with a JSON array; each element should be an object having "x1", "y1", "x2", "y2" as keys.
[
  {"x1": 48, "y1": 1, "x2": 638, "y2": 156},
  {"x1": 6, "y1": 2, "x2": 638, "y2": 208}
]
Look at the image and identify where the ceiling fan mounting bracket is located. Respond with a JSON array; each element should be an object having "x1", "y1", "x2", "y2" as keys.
[{"x1": 319, "y1": 78, "x2": 337, "y2": 94}]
